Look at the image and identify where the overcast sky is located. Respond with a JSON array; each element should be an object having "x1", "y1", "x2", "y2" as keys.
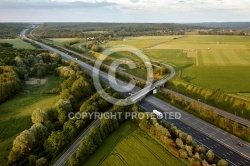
[{"x1": 0, "y1": 0, "x2": 249, "y2": 22}]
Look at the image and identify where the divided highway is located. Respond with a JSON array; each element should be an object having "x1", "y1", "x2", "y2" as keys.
[{"x1": 21, "y1": 29, "x2": 250, "y2": 166}]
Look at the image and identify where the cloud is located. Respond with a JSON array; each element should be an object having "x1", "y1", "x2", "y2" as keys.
[
  {"x1": 0, "y1": 0, "x2": 249, "y2": 22},
  {"x1": 0, "y1": 0, "x2": 116, "y2": 10}
]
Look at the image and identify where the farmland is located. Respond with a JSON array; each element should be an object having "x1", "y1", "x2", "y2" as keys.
[
  {"x1": 84, "y1": 120, "x2": 186, "y2": 166},
  {"x1": 48, "y1": 35, "x2": 250, "y2": 95},
  {"x1": 0, "y1": 75, "x2": 60, "y2": 165},
  {"x1": 106, "y1": 36, "x2": 182, "y2": 49},
  {"x1": 107, "y1": 35, "x2": 250, "y2": 95},
  {"x1": 0, "y1": 39, "x2": 35, "y2": 49}
]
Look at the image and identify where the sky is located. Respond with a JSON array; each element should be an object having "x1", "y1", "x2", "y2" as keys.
[{"x1": 0, "y1": 0, "x2": 249, "y2": 22}]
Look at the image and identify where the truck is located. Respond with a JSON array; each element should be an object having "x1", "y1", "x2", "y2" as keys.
[{"x1": 153, "y1": 109, "x2": 163, "y2": 119}]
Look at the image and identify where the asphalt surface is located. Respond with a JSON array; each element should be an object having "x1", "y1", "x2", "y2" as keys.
[
  {"x1": 141, "y1": 96, "x2": 250, "y2": 166},
  {"x1": 21, "y1": 29, "x2": 250, "y2": 166},
  {"x1": 162, "y1": 88, "x2": 250, "y2": 127}
]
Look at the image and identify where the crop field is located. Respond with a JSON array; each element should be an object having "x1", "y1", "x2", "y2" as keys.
[
  {"x1": 0, "y1": 39, "x2": 35, "y2": 49},
  {"x1": 106, "y1": 36, "x2": 182, "y2": 49},
  {"x1": 181, "y1": 66, "x2": 250, "y2": 93},
  {"x1": 0, "y1": 75, "x2": 60, "y2": 165},
  {"x1": 109, "y1": 35, "x2": 250, "y2": 95},
  {"x1": 197, "y1": 49, "x2": 250, "y2": 66},
  {"x1": 84, "y1": 121, "x2": 186, "y2": 166}
]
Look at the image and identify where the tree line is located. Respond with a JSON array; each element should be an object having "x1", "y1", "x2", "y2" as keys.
[
  {"x1": 0, "y1": 23, "x2": 30, "y2": 39},
  {"x1": 33, "y1": 23, "x2": 203, "y2": 38},
  {"x1": 137, "y1": 112, "x2": 228, "y2": 166},
  {"x1": 167, "y1": 80, "x2": 250, "y2": 120},
  {"x1": 156, "y1": 90, "x2": 250, "y2": 142},
  {"x1": 7, "y1": 60, "x2": 126, "y2": 165}
]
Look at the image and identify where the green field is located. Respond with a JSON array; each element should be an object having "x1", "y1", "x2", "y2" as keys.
[
  {"x1": 0, "y1": 75, "x2": 61, "y2": 165},
  {"x1": 84, "y1": 121, "x2": 186, "y2": 166},
  {"x1": 181, "y1": 66, "x2": 250, "y2": 93},
  {"x1": 0, "y1": 39, "x2": 35, "y2": 49},
  {"x1": 106, "y1": 36, "x2": 181, "y2": 49},
  {"x1": 151, "y1": 35, "x2": 250, "y2": 50},
  {"x1": 198, "y1": 49, "x2": 250, "y2": 66},
  {"x1": 106, "y1": 35, "x2": 250, "y2": 95}
]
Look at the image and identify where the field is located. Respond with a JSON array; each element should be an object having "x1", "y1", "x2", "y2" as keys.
[
  {"x1": 106, "y1": 35, "x2": 250, "y2": 96},
  {"x1": 181, "y1": 66, "x2": 250, "y2": 93},
  {"x1": 0, "y1": 75, "x2": 61, "y2": 165},
  {"x1": 0, "y1": 39, "x2": 35, "y2": 49},
  {"x1": 84, "y1": 121, "x2": 186, "y2": 166},
  {"x1": 106, "y1": 36, "x2": 181, "y2": 49}
]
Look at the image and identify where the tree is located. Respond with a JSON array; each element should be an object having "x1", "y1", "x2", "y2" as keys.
[
  {"x1": 43, "y1": 131, "x2": 66, "y2": 157},
  {"x1": 100, "y1": 115, "x2": 119, "y2": 135},
  {"x1": 179, "y1": 149, "x2": 188, "y2": 159},
  {"x1": 36, "y1": 157, "x2": 48, "y2": 166},
  {"x1": 29, "y1": 155, "x2": 38, "y2": 166},
  {"x1": 63, "y1": 120, "x2": 78, "y2": 140},
  {"x1": 217, "y1": 159, "x2": 228, "y2": 166},
  {"x1": 76, "y1": 137, "x2": 96, "y2": 160},
  {"x1": 29, "y1": 123, "x2": 49, "y2": 147},
  {"x1": 186, "y1": 135, "x2": 193, "y2": 145},
  {"x1": 88, "y1": 127, "x2": 103, "y2": 146},
  {"x1": 68, "y1": 153, "x2": 79, "y2": 166},
  {"x1": 206, "y1": 150, "x2": 214, "y2": 163},
  {"x1": 31, "y1": 108, "x2": 48, "y2": 124},
  {"x1": 8, "y1": 130, "x2": 35, "y2": 163},
  {"x1": 176, "y1": 138, "x2": 184, "y2": 148},
  {"x1": 55, "y1": 99, "x2": 73, "y2": 123},
  {"x1": 185, "y1": 145, "x2": 193, "y2": 157}
]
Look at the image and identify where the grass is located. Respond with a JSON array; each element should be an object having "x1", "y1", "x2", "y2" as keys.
[
  {"x1": 106, "y1": 36, "x2": 181, "y2": 49},
  {"x1": 0, "y1": 39, "x2": 35, "y2": 49},
  {"x1": 144, "y1": 49, "x2": 195, "y2": 67},
  {"x1": 198, "y1": 49, "x2": 250, "y2": 66},
  {"x1": 150, "y1": 35, "x2": 250, "y2": 50},
  {"x1": 0, "y1": 75, "x2": 61, "y2": 165},
  {"x1": 181, "y1": 66, "x2": 250, "y2": 93},
  {"x1": 110, "y1": 35, "x2": 250, "y2": 94},
  {"x1": 84, "y1": 120, "x2": 186, "y2": 166}
]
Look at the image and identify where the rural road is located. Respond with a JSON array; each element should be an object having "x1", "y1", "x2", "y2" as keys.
[{"x1": 21, "y1": 28, "x2": 250, "y2": 166}]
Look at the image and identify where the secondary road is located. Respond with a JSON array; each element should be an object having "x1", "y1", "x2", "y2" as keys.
[{"x1": 21, "y1": 29, "x2": 250, "y2": 165}]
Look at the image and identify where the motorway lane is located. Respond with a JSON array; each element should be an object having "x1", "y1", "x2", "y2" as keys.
[
  {"x1": 138, "y1": 100, "x2": 250, "y2": 166},
  {"x1": 162, "y1": 88, "x2": 250, "y2": 127},
  {"x1": 53, "y1": 120, "x2": 100, "y2": 166},
  {"x1": 145, "y1": 96, "x2": 250, "y2": 158}
]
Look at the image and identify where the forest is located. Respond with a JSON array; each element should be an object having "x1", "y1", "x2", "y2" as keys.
[
  {"x1": 33, "y1": 23, "x2": 202, "y2": 38},
  {"x1": 0, "y1": 23, "x2": 30, "y2": 39},
  {"x1": 0, "y1": 43, "x2": 59, "y2": 102}
]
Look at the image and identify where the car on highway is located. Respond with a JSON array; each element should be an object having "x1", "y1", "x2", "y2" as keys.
[
  {"x1": 153, "y1": 109, "x2": 163, "y2": 119},
  {"x1": 237, "y1": 142, "x2": 243, "y2": 147}
]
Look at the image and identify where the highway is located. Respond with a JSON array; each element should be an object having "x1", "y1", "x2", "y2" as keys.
[
  {"x1": 21, "y1": 29, "x2": 250, "y2": 165},
  {"x1": 28, "y1": 29, "x2": 250, "y2": 129},
  {"x1": 162, "y1": 88, "x2": 250, "y2": 127}
]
